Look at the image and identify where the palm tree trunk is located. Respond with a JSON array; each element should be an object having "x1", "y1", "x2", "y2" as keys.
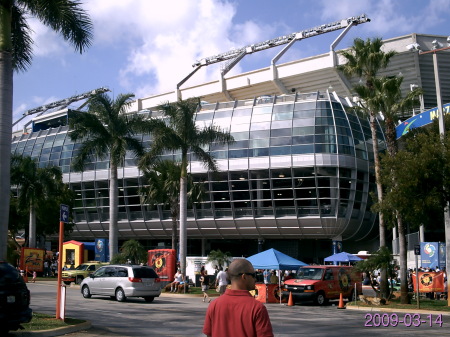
[
  {"x1": 370, "y1": 112, "x2": 388, "y2": 298},
  {"x1": 29, "y1": 201, "x2": 36, "y2": 248},
  {"x1": 179, "y1": 155, "x2": 188, "y2": 278},
  {"x1": 396, "y1": 213, "x2": 409, "y2": 303},
  {"x1": 0, "y1": 4, "x2": 13, "y2": 260},
  {"x1": 171, "y1": 215, "x2": 177, "y2": 251},
  {"x1": 109, "y1": 162, "x2": 119, "y2": 260}
]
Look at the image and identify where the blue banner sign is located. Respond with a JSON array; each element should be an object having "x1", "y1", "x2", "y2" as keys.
[
  {"x1": 420, "y1": 242, "x2": 442, "y2": 269},
  {"x1": 95, "y1": 238, "x2": 109, "y2": 262},
  {"x1": 396, "y1": 103, "x2": 450, "y2": 139}
]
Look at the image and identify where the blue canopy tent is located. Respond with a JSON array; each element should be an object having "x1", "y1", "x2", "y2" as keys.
[
  {"x1": 324, "y1": 252, "x2": 362, "y2": 264},
  {"x1": 247, "y1": 248, "x2": 307, "y2": 304},
  {"x1": 247, "y1": 248, "x2": 307, "y2": 270}
]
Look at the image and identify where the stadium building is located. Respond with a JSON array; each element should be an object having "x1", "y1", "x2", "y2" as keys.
[{"x1": 11, "y1": 25, "x2": 450, "y2": 262}]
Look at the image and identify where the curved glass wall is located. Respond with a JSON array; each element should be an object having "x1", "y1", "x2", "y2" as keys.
[{"x1": 11, "y1": 92, "x2": 385, "y2": 241}]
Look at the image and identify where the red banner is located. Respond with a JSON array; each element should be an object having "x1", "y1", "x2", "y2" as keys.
[
  {"x1": 148, "y1": 249, "x2": 176, "y2": 282},
  {"x1": 412, "y1": 272, "x2": 445, "y2": 293}
]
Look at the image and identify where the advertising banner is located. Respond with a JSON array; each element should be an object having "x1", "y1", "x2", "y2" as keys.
[
  {"x1": 420, "y1": 242, "x2": 439, "y2": 269},
  {"x1": 148, "y1": 249, "x2": 176, "y2": 282},
  {"x1": 94, "y1": 238, "x2": 109, "y2": 262},
  {"x1": 20, "y1": 247, "x2": 45, "y2": 272},
  {"x1": 412, "y1": 272, "x2": 445, "y2": 293},
  {"x1": 396, "y1": 103, "x2": 450, "y2": 139}
]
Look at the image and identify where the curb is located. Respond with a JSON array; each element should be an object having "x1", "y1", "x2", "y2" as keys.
[
  {"x1": 11, "y1": 320, "x2": 91, "y2": 337},
  {"x1": 346, "y1": 305, "x2": 450, "y2": 316}
]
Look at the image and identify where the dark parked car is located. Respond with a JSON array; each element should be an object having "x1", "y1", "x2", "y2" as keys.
[{"x1": 0, "y1": 261, "x2": 32, "y2": 334}]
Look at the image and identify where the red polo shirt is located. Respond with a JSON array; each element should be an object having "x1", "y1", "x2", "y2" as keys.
[{"x1": 203, "y1": 289, "x2": 274, "y2": 337}]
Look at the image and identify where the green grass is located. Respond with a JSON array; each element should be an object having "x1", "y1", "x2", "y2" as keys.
[
  {"x1": 349, "y1": 298, "x2": 450, "y2": 312},
  {"x1": 20, "y1": 312, "x2": 85, "y2": 331}
]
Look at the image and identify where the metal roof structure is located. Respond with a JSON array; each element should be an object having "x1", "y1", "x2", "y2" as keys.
[{"x1": 131, "y1": 33, "x2": 450, "y2": 118}]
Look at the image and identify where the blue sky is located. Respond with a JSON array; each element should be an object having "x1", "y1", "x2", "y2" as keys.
[{"x1": 12, "y1": 0, "x2": 450, "y2": 131}]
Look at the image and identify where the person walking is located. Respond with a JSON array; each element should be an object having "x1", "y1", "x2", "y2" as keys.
[
  {"x1": 200, "y1": 270, "x2": 211, "y2": 303},
  {"x1": 215, "y1": 267, "x2": 228, "y2": 295},
  {"x1": 203, "y1": 259, "x2": 274, "y2": 337}
]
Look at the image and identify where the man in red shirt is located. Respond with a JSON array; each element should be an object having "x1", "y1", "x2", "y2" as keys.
[{"x1": 203, "y1": 259, "x2": 274, "y2": 337}]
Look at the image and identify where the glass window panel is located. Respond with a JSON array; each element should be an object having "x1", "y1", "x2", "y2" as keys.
[
  {"x1": 42, "y1": 141, "x2": 54, "y2": 149},
  {"x1": 232, "y1": 108, "x2": 252, "y2": 117},
  {"x1": 315, "y1": 144, "x2": 337, "y2": 153},
  {"x1": 270, "y1": 137, "x2": 291, "y2": 146},
  {"x1": 196, "y1": 112, "x2": 213, "y2": 121},
  {"x1": 315, "y1": 109, "x2": 333, "y2": 117},
  {"x1": 230, "y1": 131, "x2": 249, "y2": 141},
  {"x1": 214, "y1": 110, "x2": 232, "y2": 118},
  {"x1": 232, "y1": 116, "x2": 251, "y2": 124},
  {"x1": 338, "y1": 145, "x2": 354, "y2": 155},
  {"x1": 315, "y1": 125, "x2": 335, "y2": 134},
  {"x1": 293, "y1": 126, "x2": 315, "y2": 136},
  {"x1": 39, "y1": 153, "x2": 50, "y2": 161},
  {"x1": 249, "y1": 130, "x2": 270, "y2": 139},
  {"x1": 210, "y1": 151, "x2": 228, "y2": 159},
  {"x1": 251, "y1": 114, "x2": 271, "y2": 122},
  {"x1": 293, "y1": 110, "x2": 315, "y2": 119},
  {"x1": 96, "y1": 162, "x2": 108, "y2": 170},
  {"x1": 253, "y1": 106, "x2": 272, "y2": 115},
  {"x1": 273, "y1": 104, "x2": 293, "y2": 113},
  {"x1": 59, "y1": 158, "x2": 71, "y2": 165},
  {"x1": 315, "y1": 134, "x2": 336, "y2": 143},
  {"x1": 228, "y1": 149, "x2": 248, "y2": 158},
  {"x1": 250, "y1": 170, "x2": 269, "y2": 179},
  {"x1": 271, "y1": 121, "x2": 292, "y2": 131},
  {"x1": 294, "y1": 101, "x2": 316, "y2": 111},
  {"x1": 229, "y1": 140, "x2": 249, "y2": 149},
  {"x1": 250, "y1": 122, "x2": 270, "y2": 131},
  {"x1": 53, "y1": 139, "x2": 64, "y2": 147},
  {"x1": 251, "y1": 148, "x2": 269, "y2": 157},
  {"x1": 51, "y1": 146, "x2": 62, "y2": 153},
  {"x1": 270, "y1": 146, "x2": 290, "y2": 156},
  {"x1": 249, "y1": 138, "x2": 269, "y2": 148},
  {"x1": 293, "y1": 118, "x2": 314, "y2": 127},
  {"x1": 270, "y1": 128, "x2": 291, "y2": 137},
  {"x1": 35, "y1": 137, "x2": 45, "y2": 144},
  {"x1": 292, "y1": 135, "x2": 314, "y2": 144},
  {"x1": 49, "y1": 153, "x2": 60, "y2": 160},
  {"x1": 317, "y1": 101, "x2": 331, "y2": 109},
  {"x1": 60, "y1": 151, "x2": 72, "y2": 159},
  {"x1": 292, "y1": 144, "x2": 314, "y2": 154}
]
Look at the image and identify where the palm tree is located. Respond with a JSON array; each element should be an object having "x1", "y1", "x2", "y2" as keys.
[
  {"x1": 111, "y1": 239, "x2": 147, "y2": 265},
  {"x1": 69, "y1": 92, "x2": 149, "y2": 260},
  {"x1": 353, "y1": 76, "x2": 422, "y2": 303},
  {"x1": 10, "y1": 154, "x2": 63, "y2": 248},
  {"x1": 207, "y1": 249, "x2": 232, "y2": 270},
  {"x1": 138, "y1": 98, "x2": 234, "y2": 278},
  {"x1": 0, "y1": 1, "x2": 92, "y2": 259},
  {"x1": 141, "y1": 160, "x2": 204, "y2": 250},
  {"x1": 338, "y1": 37, "x2": 396, "y2": 299}
]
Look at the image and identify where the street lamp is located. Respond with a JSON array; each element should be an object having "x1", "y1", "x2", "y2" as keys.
[{"x1": 408, "y1": 38, "x2": 450, "y2": 306}]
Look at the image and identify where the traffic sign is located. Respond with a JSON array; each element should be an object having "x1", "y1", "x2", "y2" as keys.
[{"x1": 60, "y1": 204, "x2": 69, "y2": 223}]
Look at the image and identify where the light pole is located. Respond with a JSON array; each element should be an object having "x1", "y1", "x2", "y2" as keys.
[{"x1": 408, "y1": 39, "x2": 450, "y2": 306}]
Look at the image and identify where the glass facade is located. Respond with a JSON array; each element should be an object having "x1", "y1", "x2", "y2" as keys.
[{"x1": 11, "y1": 91, "x2": 384, "y2": 241}]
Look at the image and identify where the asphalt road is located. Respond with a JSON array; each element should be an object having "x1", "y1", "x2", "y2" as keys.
[{"x1": 25, "y1": 282, "x2": 450, "y2": 337}]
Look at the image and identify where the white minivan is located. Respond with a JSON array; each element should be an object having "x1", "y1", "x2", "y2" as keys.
[{"x1": 80, "y1": 264, "x2": 162, "y2": 302}]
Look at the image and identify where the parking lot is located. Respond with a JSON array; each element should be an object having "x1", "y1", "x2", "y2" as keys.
[{"x1": 22, "y1": 282, "x2": 450, "y2": 337}]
